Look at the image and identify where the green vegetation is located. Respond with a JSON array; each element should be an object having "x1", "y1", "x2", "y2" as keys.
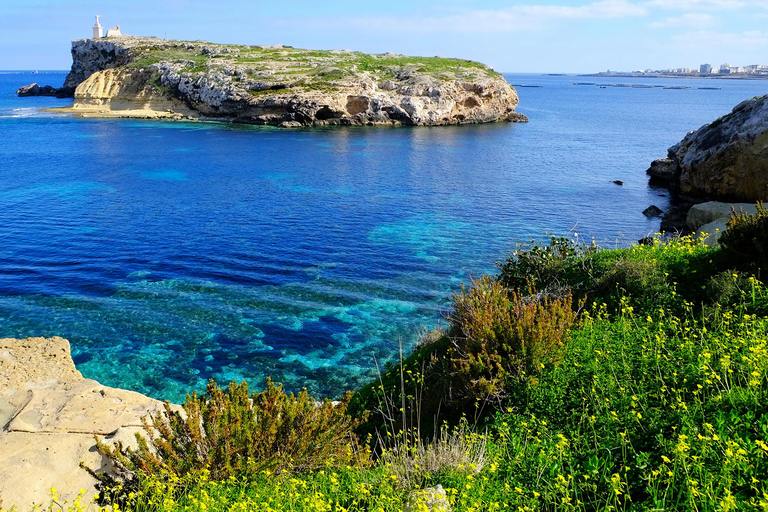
[
  {"x1": 29, "y1": 206, "x2": 768, "y2": 512},
  {"x1": 115, "y1": 39, "x2": 499, "y2": 99}
]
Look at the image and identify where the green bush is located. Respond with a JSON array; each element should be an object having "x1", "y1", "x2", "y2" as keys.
[
  {"x1": 497, "y1": 236, "x2": 595, "y2": 294},
  {"x1": 96, "y1": 379, "x2": 368, "y2": 486},
  {"x1": 720, "y1": 202, "x2": 768, "y2": 278},
  {"x1": 448, "y1": 276, "x2": 578, "y2": 402}
]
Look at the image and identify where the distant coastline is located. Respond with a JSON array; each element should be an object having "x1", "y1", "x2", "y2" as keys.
[{"x1": 582, "y1": 72, "x2": 768, "y2": 80}]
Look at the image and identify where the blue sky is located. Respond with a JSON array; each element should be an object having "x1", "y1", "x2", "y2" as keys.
[{"x1": 2, "y1": 0, "x2": 768, "y2": 72}]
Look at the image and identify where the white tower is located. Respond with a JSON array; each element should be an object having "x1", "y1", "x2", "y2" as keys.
[{"x1": 92, "y1": 15, "x2": 103, "y2": 39}]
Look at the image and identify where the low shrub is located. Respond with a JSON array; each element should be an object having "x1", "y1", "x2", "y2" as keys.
[
  {"x1": 96, "y1": 379, "x2": 368, "y2": 489},
  {"x1": 447, "y1": 276, "x2": 578, "y2": 403},
  {"x1": 380, "y1": 423, "x2": 487, "y2": 490},
  {"x1": 720, "y1": 201, "x2": 768, "y2": 278}
]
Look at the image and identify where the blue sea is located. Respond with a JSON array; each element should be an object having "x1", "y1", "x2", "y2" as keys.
[{"x1": 1, "y1": 70, "x2": 766, "y2": 401}]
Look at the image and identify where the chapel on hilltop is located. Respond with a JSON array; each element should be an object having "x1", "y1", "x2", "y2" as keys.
[{"x1": 92, "y1": 15, "x2": 122, "y2": 39}]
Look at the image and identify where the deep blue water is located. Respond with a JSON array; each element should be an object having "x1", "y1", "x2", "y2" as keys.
[{"x1": 1, "y1": 70, "x2": 766, "y2": 401}]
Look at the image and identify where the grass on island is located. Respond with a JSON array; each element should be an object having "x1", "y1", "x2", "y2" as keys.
[
  {"x1": 121, "y1": 40, "x2": 500, "y2": 96},
  {"x1": 23, "y1": 204, "x2": 768, "y2": 512}
]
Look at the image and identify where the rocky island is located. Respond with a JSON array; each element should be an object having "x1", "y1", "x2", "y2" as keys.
[{"x1": 23, "y1": 37, "x2": 527, "y2": 127}]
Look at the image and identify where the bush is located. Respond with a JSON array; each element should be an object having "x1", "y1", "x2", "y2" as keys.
[
  {"x1": 720, "y1": 201, "x2": 768, "y2": 277},
  {"x1": 447, "y1": 276, "x2": 578, "y2": 404},
  {"x1": 96, "y1": 379, "x2": 369, "y2": 487},
  {"x1": 497, "y1": 236, "x2": 595, "y2": 294}
]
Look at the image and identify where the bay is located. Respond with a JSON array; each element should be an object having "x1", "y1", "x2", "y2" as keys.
[{"x1": 0, "y1": 70, "x2": 766, "y2": 401}]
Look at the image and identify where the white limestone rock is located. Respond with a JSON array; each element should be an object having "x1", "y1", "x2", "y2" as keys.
[{"x1": 0, "y1": 337, "x2": 167, "y2": 510}]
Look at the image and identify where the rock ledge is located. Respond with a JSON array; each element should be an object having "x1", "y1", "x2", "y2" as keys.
[{"x1": 0, "y1": 337, "x2": 166, "y2": 509}]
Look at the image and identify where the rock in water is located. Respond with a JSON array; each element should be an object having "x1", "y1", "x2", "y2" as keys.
[
  {"x1": 51, "y1": 37, "x2": 527, "y2": 127},
  {"x1": 16, "y1": 83, "x2": 75, "y2": 98},
  {"x1": 643, "y1": 205, "x2": 664, "y2": 217},
  {"x1": 646, "y1": 94, "x2": 768, "y2": 202}
]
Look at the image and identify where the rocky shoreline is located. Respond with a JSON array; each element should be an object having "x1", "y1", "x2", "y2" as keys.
[
  {"x1": 645, "y1": 93, "x2": 768, "y2": 236},
  {"x1": 19, "y1": 37, "x2": 527, "y2": 128}
]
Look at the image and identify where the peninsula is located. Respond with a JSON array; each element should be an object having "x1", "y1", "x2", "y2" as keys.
[{"x1": 26, "y1": 37, "x2": 527, "y2": 127}]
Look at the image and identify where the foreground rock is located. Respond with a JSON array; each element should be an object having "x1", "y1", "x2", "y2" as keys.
[
  {"x1": 685, "y1": 201, "x2": 759, "y2": 246},
  {"x1": 0, "y1": 337, "x2": 166, "y2": 509},
  {"x1": 647, "y1": 94, "x2": 768, "y2": 202},
  {"x1": 38, "y1": 37, "x2": 527, "y2": 127}
]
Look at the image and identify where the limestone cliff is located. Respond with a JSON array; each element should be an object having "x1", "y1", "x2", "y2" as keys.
[
  {"x1": 647, "y1": 94, "x2": 768, "y2": 202},
  {"x1": 57, "y1": 37, "x2": 527, "y2": 127}
]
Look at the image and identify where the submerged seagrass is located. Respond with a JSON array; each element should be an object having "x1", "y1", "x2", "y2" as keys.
[{"x1": 52, "y1": 37, "x2": 527, "y2": 126}]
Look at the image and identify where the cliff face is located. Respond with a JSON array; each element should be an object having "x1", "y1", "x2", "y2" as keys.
[
  {"x1": 647, "y1": 94, "x2": 768, "y2": 202},
  {"x1": 64, "y1": 39, "x2": 133, "y2": 89},
  {"x1": 60, "y1": 38, "x2": 527, "y2": 127}
]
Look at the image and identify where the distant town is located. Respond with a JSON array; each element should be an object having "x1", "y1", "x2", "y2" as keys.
[{"x1": 591, "y1": 63, "x2": 768, "y2": 79}]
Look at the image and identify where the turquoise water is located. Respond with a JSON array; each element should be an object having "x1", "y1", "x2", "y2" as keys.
[{"x1": 1, "y1": 71, "x2": 766, "y2": 401}]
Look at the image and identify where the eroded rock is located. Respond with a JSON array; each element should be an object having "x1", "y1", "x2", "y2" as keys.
[
  {"x1": 0, "y1": 337, "x2": 166, "y2": 509},
  {"x1": 50, "y1": 37, "x2": 527, "y2": 127}
]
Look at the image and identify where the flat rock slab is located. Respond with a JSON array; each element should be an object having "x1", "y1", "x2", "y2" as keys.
[
  {"x1": 0, "y1": 337, "x2": 166, "y2": 509},
  {"x1": 686, "y1": 201, "x2": 758, "y2": 231}
]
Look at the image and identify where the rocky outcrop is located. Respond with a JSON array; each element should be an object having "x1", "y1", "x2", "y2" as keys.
[
  {"x1": 647, "y1": 94, "x2": 768, "y2": 202},
  {"x1": 681, "y1": 201, "x2": 759, "y2": 246},
  {"x1": 0, "y1": 337, "x2": 166, "y2": 510},
  {"x1": 64, "y1": 38, "x2": 134, "y2": 90},
  {"x1": 48, "y1": 37, "x2": 527, "y2": 127},
  {"x1": 16, "y1": 83, "x2": 75, "y2": 98}
]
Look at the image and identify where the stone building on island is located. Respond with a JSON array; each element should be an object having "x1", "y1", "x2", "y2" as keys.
[{"x1": 91, "y1": 15, "x2": 122, "y2": 39}]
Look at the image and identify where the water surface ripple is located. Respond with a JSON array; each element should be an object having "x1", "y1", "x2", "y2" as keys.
[{"x1": 1, "y1": 71, "x2": 766, "y2": 400}]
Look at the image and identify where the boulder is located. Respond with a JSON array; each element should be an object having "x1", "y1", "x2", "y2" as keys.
[
  {"x1": 0, "y1": 337, "x2": 167, "y2": 510},
  {"x1": 647, "y1": 94, "x2": 768, "y2": 202},
  {"x1": 696, "y1": 218, "x2": 730, "y2": 247},
  {"x1": 685, "y1": 201, "x2": 758, "y2": 231},
  {"x1": 643, "y1": 205, "x2": 664, "y2": 217}
]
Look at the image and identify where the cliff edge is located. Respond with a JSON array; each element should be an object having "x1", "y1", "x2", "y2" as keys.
[{"x1": 51, "y1": 37, "x2": 527, "y2": 127}]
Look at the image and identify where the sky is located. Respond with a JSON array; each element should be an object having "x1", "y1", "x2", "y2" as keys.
[{"x1": 2, "y1": 0, "x2": 768, "y2": 73}]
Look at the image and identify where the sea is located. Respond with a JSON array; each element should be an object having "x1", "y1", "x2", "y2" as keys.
[{"x1": 1, "y1": 70, "x2": 766, "y2": 402}]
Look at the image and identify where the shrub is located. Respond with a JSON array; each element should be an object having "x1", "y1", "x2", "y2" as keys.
[
  {"x1": 447, "y1": 276, "x2": 578, "y2": 404},
  {"x1": 720, "y1": 202, "x2": 768, "y2": 277},
  {"x1": 96, "y1": 379, "x2": 369, "y2": 487},
  {"x1": 497, "y1": 236, "x2": 595, "y2": 294},
  {"x1": 380, "y1": 423, "x2": 487, "y2": 490}
]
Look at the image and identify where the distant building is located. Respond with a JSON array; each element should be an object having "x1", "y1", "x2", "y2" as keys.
[
  {"x1": 700, "y1": 63, "x2": 712, "y2": 74},
  {"x1": 91, "y1": 16, "x2": 123, "y2": 39},
  {"x1": 92, "y1": 15, "x2": 103, "y2": 39},
  {"x1": 106, "y1": 25, "x2": 122, "y2": 37},
  {"x1": 719, "y1": 63, "x2": 732, "y2": 74}
]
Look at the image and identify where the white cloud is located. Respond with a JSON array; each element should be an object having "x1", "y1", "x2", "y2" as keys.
[
  {"x1": 649, "y1": 12, "x2": 718, "y2": 27},
  {"x1": 671, "y1": 29, "x2": 768, "y2": 51},
  {"x1": 643, "y1": 0, "x2": 758, "y2": 9},
  {"x1": 284, "y1": 0, "x2": 649, "y2": 35}
]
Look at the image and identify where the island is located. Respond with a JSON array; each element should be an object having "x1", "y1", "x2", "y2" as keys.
[{"x1": 22, "y1": 37, "x2": 527, "y2": 127}]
